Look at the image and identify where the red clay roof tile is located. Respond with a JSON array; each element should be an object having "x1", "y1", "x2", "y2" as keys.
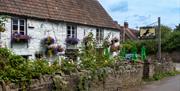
[{"x1": 0, "y1": 0, "x2": 118, "y2": 29}]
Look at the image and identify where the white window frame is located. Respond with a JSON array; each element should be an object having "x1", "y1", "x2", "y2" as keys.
[
  {"x1": 67, "y1": 25, "x2": 77, "y2": 38},
  {"x1": 96, "y1": 28, "x2": 104, "y2": 43},
  {"x1": 12, "y1": 18, "x2": 26, "y2": 35}
]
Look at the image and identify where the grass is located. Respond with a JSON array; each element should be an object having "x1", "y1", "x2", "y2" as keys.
[{"x1": 144, "y1": 71, "x2": 180, "y2": 81}]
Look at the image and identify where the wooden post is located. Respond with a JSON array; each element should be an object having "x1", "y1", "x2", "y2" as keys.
[{"x1": 157, "y1": 17, "x2": 161, "y2": 62}]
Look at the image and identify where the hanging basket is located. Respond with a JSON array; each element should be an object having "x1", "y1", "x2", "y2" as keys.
[
  {"x1": 43, "y1": 36, "x2": 55, "y2": 46},
  {"x1": 46, "y1": 45, "x2": 64, "y2": 57}
]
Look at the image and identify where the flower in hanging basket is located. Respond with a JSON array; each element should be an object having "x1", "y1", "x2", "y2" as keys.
[
  {"x1": 111, "y1": 37, "x2": 119, "y2": 44},
  {"x1": 44, "y1": 36, "x2": 55, "y2": 45},
  {"x1": 46, "y1": 45, "x2": 58, "y2": 57},
  {"x1": 46, "y1": 45, "x2": 64, "y2": 57},
  {"x1": 12, "y1": 33, "x2": 31, "y2": 43},
  {"x1": 65, "y1": 37, "x2": 79, "y2": 45},
  {"x1": 56, "y1": 45, "x2": 64, "y2": 52}
]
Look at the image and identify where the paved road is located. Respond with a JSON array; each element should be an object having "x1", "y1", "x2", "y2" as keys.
[
  {"x1": 125, "y1": 63, "x2": 180, "y2": 91},
  {"x1": 176, "y1": 63, "x2": 180, "y2": 71}
]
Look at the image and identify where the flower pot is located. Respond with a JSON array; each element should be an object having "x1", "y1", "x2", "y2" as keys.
[
  {"x1": 12, "y1": 33, "x2": 31, "y2": 43},
  {"x1": 66, "y1": 37, "x2": 79, "y2": 45}
]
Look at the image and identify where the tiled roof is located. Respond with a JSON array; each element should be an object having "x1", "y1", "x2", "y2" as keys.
[
  {"x1": 0, "y1": 0, "x2": 118, "y2": 29},
  {"x1": 119, "y1": 26, "x2": 139, "y2": 40}
]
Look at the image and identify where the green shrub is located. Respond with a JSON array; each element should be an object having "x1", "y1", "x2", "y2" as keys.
[
  {"x1": 153, "y1": 71, "x2": 176, "y2": 81},
  {"x1": 0, "y1": 48, "x2": 60, "y2": 83},
  {"x1": 123, "y1": 40, "x2": 157, "y2": 54},
  {"x1": 162, "y1": 31, "x2": 180, "y2": 52}
]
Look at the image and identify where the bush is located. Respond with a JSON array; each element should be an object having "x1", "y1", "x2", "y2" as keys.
[
  {"x1": 162, "y1": 31, "x2": 180, "y2": 52},
  {"x1": 0, "y1": 48, "x2": 60, "y2": 83},
  {"x1": 123, "y1": 40, "x2": 157, "y2": 54}
]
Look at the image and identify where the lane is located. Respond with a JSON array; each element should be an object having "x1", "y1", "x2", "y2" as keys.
[
  {"x1": 140, "y1": 75, "x2": 180, "y2": 91},
  {"x1": 125, "y1": 63, "x2": 180, "y2": 91},
  {"x1": 176, "y1": 63, "x2": 180, "y2": 71}
]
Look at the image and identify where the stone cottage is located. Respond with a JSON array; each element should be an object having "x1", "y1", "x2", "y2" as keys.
[{"x1": 0, "y1": 0, "x2": 120, "y2": 60}]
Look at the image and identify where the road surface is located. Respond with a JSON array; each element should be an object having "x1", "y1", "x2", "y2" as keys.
[{"x1": 125, "y1": 63, "x2": 180, "y2": 91}]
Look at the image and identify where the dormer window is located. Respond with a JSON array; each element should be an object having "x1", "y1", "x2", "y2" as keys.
[{"x1": 12, "y1": 18, "x2": 26, "y2": 35}]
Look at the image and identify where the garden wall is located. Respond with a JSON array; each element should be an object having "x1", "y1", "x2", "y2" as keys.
[
  {"x1": 143, "y1": 53, "x2": 176, "y2": 78},
  {"x1": 170, "y1": 51, "x2": 180, "y2": 63},
  {"x1": 0, "y1": 64, "x2": 144, "y2": 91},
  {"x1": 54, "y1": 64, "x2": 144, "y2": 91},
  {"x1": 0, "y1": 75, "x2": 53, "y2": 91}
]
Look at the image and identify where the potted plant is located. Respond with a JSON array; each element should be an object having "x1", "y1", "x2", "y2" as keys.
[
  {"x1": 46, "y1": 45, "x2": 64, "y2": 57},
  {"x1": 65, "y1": 37, "x2": 79, "y2": 45},
  {"x1": 11, "y1": 33, "x2": 31, "y2": 43},
  {"x1": 56, "y1": 45, "x2": 64, "y2": 52},
  {"x1": 43, "y1": 36, "x2": 55, "y2": 46}
]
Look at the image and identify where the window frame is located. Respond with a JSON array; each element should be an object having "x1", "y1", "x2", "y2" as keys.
[
  {"x1": 96, "y1": 28, "x2": 104, "y2": 43},
  {"x1": 12, "y1": 18, "x2": 26, "y2": 35},
  {"x1": 66, "y1": 25, "x2": 77, "y2": 38}
]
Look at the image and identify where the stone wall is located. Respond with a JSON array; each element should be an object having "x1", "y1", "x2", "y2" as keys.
[
  {"x1": 90, "y1": 65, "x2": 143, "y2": 91},
  {"x1": 143, "y1": 53, "x2": 176, "y2": 79},
  {"x1": 170, "y1": 51, "x2": 180, "y2": 63},
  {"x1": 0, "y1": 59, "x2": 175, "y2": 91},
  {"x1": 54, "y1": 64, "x2": 144, "y2": 91},
  {"x1": 0, "y1": 75, "x2": 53, "y2": 91},
  {"x1": 0, "y1": 64, "x2": 143, "y2": 91}
]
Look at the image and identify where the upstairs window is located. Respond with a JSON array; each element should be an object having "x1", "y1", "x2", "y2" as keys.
[
  {"x1": 67, "y1": 25, "x2": 77, "y2": 38},
  {"x1": 96, "y1": 28, "x2": 104, "y2": 43},
  {"x1": 12, "y1": 18, "x2": 26, "y2": 35}
]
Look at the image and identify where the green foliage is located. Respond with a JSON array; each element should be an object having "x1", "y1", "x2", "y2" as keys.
[
  {"x1": 80, "y1": 32, "x2": 111, "y2": 71},
  {"x1": 174, "y1": 24, "x2": 180, "y2": 32},
  {"x1": 162, "y1": 31, "x2": 180, "y2": 52},
  {"x1": 0, "y1": 48, "x2": 60, "y2": 83},
  {"x1": 0, "y1": 15, "x2": 8, "y2": 32},
  {"x1": 123, "y1": 40, "x2": 157, "y2": 54},
  {"x1": 153, "y1": 71, "x2": 177, "y2": 81},
  {"x1": 60, "y1": 59, "x2": 77, "y2": 74},
  {"x1": 161, "y1": 25, "x2": 172, "y2": 39}
]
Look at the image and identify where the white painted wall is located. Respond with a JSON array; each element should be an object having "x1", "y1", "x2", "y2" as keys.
[{"x1": 1, "y1": 17, "x2": 120, "y2": 60}]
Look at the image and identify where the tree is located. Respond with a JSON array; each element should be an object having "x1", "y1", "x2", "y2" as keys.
[
  {"x1": 160, "y1": 25, "x2": 172, "y2": 39},
  {"x1": 174, "y1": 24, "x2": 180, "y2": 31}
]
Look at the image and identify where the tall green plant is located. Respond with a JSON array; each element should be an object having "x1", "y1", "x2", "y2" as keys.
[{"x1": 0, "y1": 15, "x2": 8, "y2": 32}]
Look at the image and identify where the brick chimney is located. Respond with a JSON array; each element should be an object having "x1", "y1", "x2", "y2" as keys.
[{"x1": 124, "y1": 22, "x2": 128, "y2": 28}]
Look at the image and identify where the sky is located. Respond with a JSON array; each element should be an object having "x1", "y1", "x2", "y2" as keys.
[{"x1": 99, "y1": 0, "x2": 180, "y2": 29}]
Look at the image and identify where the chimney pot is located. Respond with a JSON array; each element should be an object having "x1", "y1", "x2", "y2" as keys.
[{"x1": 124, "y1": 22, "x2": 128, "y2": 28}]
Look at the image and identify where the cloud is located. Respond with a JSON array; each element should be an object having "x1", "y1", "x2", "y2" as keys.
[
  {"x1": 99, "y1": 0, "x2": 180, "y2": 28},
  {"x1": 133, "y1": 15, "x2": 151, "y2": 21},
  {"x1": 110, "y1": 1, "x2": 128, "y2": 12}
]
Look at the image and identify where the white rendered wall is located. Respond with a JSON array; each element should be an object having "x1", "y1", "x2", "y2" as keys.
[{"x1": 1, "y1": 17, "x2": 120, "y2": 60}]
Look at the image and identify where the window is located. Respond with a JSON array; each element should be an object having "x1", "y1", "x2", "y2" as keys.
[
  {"x1": 12, "y1": 18, "x2": 26, "y2": 35},
  {"x1": 67, "y1": 25, "x2": 77, "y2": 38},
  {"x1": 96, "y1": 28, "x2": 104, "y2": 43}
]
